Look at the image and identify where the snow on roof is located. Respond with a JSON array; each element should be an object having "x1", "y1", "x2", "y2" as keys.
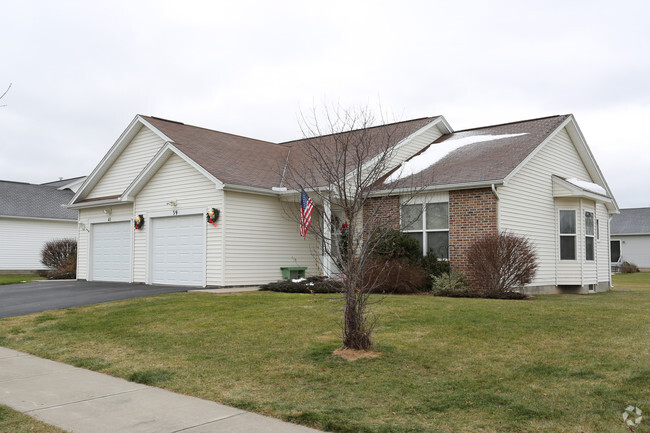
[
  {"x1": 384, "y1": 132, "x2": 528, "y2": 184},
  {"x1": 565, "y1": 177, "x2": 607, "y2": 196}
]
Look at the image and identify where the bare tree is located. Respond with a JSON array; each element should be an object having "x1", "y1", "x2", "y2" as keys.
[
  {"x1": 283, "y1": 104, "x2": 426, "y2": 350},
  {"x1": 0, "y1": 83, "x2": 11, "y2": 107}
]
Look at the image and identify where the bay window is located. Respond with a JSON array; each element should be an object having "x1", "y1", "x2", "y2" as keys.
[
  {"x1": 559, "y1": 210, "x2": 576, "y2": 260},
  {"x1": 585, "y1": 211, "x2": 595, "y2": 261}
]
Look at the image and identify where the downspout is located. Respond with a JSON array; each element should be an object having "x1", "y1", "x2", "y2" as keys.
[
  {"x1": 491, "y1": 184, "x2": 500, "y2": 232},
  {"x1": 608, "y1": 214, "x2": 614, "y2": 288}
]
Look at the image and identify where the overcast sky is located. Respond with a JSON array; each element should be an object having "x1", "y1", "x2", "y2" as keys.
[{"x1": 1, "y1": 0, "x2": 648, "y2": 208}]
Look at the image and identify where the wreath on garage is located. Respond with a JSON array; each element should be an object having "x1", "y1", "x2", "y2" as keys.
[{"x1": 206, "y1": 208, "x2": 220, "y2": 227}]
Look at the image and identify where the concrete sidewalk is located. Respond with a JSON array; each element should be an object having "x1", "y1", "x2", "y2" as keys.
[{"x1": 0, "y1": 347, "x2": 324, "y2": 433}]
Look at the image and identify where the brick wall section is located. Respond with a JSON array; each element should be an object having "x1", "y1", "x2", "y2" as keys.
[
  {"x1": 449, "y1": 188, "x2": 498, "y2": 275},
  {"x1": 363, "y1": 196, "x2": 400, "y2": 238}
]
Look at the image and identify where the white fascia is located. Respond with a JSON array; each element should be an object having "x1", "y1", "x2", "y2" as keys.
[
  {"x1": 342, "y1": 116, "x2": 452, "y2": 185},
  {"x1": 121, "y1": 143, "x2": 224, "y2": 201},
  {"x1": 66, "y1": 197, "x2": 124, "y2": 210},
  {"x1": 563, "y1": 117, "x2": 620, "y2": 213},
  {"x1": 369, "y1": 179, "x2": 504, "y2": 197},
  {"x1": 69, "y1": 115, "x2": 172, "y2": 206}
]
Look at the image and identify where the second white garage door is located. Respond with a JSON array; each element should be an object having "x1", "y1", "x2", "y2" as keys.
[{"x1": 151, "y1": 214, "x2": 204, "y2": 286}]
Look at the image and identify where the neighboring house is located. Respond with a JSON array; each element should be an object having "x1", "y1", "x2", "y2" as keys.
[
  {"x1": 68, "y1": 114, "x2": 618, "y2": 294},
  {"x1": 0, "y1": 177, "x2": 85, "y2": 272},
  {"x1": 610, "y1": 208, "x2": 650, "y2": 271}
]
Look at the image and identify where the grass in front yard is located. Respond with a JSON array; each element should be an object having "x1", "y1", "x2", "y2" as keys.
[
  {"x1": 0, "y1": 275, "x2": 648, "y2": 432},
  {"x1": 0, "y1": 274, "x2": 45, "y2": 285},
  {"x1": 0, "y1": 405, "x2": 69, "y2": 433}
]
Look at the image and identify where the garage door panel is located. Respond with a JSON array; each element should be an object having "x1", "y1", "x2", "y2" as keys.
[
  {"x1": 92, "y1": 221, "x2": 131, "y2": 282},
  {"x1": 152, "y1": 215, "x2": 204, "y2": 286}
]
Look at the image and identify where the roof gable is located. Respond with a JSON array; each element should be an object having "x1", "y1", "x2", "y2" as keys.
[
  {"x1": 71, "y1": 116, "x2": 169, "y2": 204},
  {"x1": 141, "y1": 116, "x2": 290, "y2": 190},
  {"x1": 384, "y1": 115, "x2": 570, "y2": 189}
]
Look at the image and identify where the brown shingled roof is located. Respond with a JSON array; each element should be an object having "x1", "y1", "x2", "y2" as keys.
[
  {"x1": 383, "y1": 115, "x2": 571, "y2": 189},
  {"x1": 142, "y1": 115, "x2": 440, "y2": 190},
  {"x1": 142, "y1": 116, "x2": 290, "y2": 189}
]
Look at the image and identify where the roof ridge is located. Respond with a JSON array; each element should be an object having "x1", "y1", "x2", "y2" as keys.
[
  {"x1": 0, "y1": 179, "x2": 34, "y2": 185},
  {"x1": 279, "y1": 116, "x2": 440, "y2": 145},
  {"x1": 453, "y1": 114, "x2": 570, "y2": 133},
  {"x1": 141, "y1": 115, "x2": 289, "y2": 148}
]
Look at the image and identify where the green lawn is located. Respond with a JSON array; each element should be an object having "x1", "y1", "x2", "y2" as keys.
[
  {"x1": 0, "y1": 274, "x2": 45, "y2": 285},
  {"x1": 0, "y1": 274, "x2": 648, "y2": 433},
  {"x1": 0, "y1": 404, "x2": 68, "y2": 433}
]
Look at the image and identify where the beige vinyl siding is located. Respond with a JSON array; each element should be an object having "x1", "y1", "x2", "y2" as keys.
[
  {"x1": 498, "y1": 128, "x2": 594, "y2": 287},
  {"x1": 224, "y1": 191, "x2": 318, "y2": 285},
  {"x1": 87, "y1": 127, "x2": 165, "y2": 199},
  {"x1": 0, "y1": 218, "x2": 77, "y2": 271},
  {"x1": 76, "y1": 204, "x2": 134, "y2": 280},
  {"x1": 133, "y1": 154, "x2": 223, "y2": 285}
]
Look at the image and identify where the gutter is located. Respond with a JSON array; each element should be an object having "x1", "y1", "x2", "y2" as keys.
[{"x1": 369, "y1": 179, "x2": 505, "y2": 197}]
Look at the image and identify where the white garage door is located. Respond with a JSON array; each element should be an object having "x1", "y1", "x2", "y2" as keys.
[
  {"x1": 92, "y1": 221, "x2": 131, "y2": 282},
  {"x1": 152, "y1": 215, "x2": 204, "y2": 286}
]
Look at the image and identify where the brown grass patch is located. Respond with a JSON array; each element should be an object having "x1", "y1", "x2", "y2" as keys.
[{"x1": 333, "y1": 347, "x2": 380, "y2": 361}]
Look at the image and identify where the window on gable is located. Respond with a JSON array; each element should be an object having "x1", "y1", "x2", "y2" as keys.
[
  {"x1": 559, "y1": 210, "x2": 576, "y2": 260},
  {"x1": 402, "y1": 202, "x2": 449, "y2": 259},
  {"x1": 585, "y1": 211, "x2": 595, "y2": 261}
]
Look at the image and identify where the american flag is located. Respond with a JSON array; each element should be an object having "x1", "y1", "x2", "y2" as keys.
[{"x1": 299, "y1": 188, "x2": 314, "y2": 238}]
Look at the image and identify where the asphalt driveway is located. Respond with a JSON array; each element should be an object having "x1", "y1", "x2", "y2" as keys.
[{"x1": 0, "y1": 280, "x2": 191, "y2": 318}]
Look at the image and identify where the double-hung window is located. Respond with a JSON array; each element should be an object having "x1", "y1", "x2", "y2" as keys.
[
  {"x1": 402, "y1": 203, "x2": 449, "y2": 259},
  {"x1": 559, "y1": 210, "x2": 576, "y2": 260},
  {"x1": 585, "y1": 211, "x2": 595, "y2": 261}
]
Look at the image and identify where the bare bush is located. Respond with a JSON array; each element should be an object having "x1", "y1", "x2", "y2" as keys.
[
  {"x1": 41, "y1": 238, "x2": 77, "y2": 278},
  {"x1": 620, "y1": 261, "x2": 639, "y2": 273},
  {"x1": 467, "y1": 232, "x2": 537, "y2": 293}
]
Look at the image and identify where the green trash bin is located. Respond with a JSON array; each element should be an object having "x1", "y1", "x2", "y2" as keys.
[{"x1": 280, "y1": 266, "x2": 307, "y2": 280}]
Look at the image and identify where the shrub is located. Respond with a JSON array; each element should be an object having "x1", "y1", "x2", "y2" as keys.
[
  {"x1": 432, "y1": 289, "x2": 528, "y2": 299},
  {"x1": 361, "y1": 257, "x2": 429, "y2": 294},
  {"x1": 41, "y1": 238, "x2": 77, "y2": 279},
  {"x1": 430, "y1": 270, "x2": 466, "y2": 293},
  {"x1": 260, "y1": 276, "x2": 342, "y2": 293},
  {"x1": 368, "y1": 228, "x2": 422, "y2": 263},
  {"x1": 467, "y1": 232, "x2": 537, "y2": 294},
  {"x1": 620, "y1": 261, "x2": 640, "y2": 273},
  {"x1": 420, "y1": 250, "x2": 450, "y2": 278}
]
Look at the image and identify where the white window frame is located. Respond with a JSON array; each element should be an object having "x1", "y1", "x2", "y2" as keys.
[
  {"x1": 401, "y1": 202, "x2": 449, "y2": 259},
  {"x1": 585, "y1": 211, "x2": 595, "y2": 261},
  {"x1": 559, "y1": 209, "x2": 577, "y2": 261}
]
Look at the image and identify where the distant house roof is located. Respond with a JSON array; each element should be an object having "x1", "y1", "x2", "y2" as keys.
[
  {"x1": 383, "y1": 115, "x2": 571, "y2": 188},
  {"x1": 41, "y1": 176, "x2": 86, "y2": 189},
  {"x1": 0, "y1": 180, "x2": 77, "y2": 220},
  {"x1": 611, "y1": 208, "x2": 650, "y2": 235}
]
